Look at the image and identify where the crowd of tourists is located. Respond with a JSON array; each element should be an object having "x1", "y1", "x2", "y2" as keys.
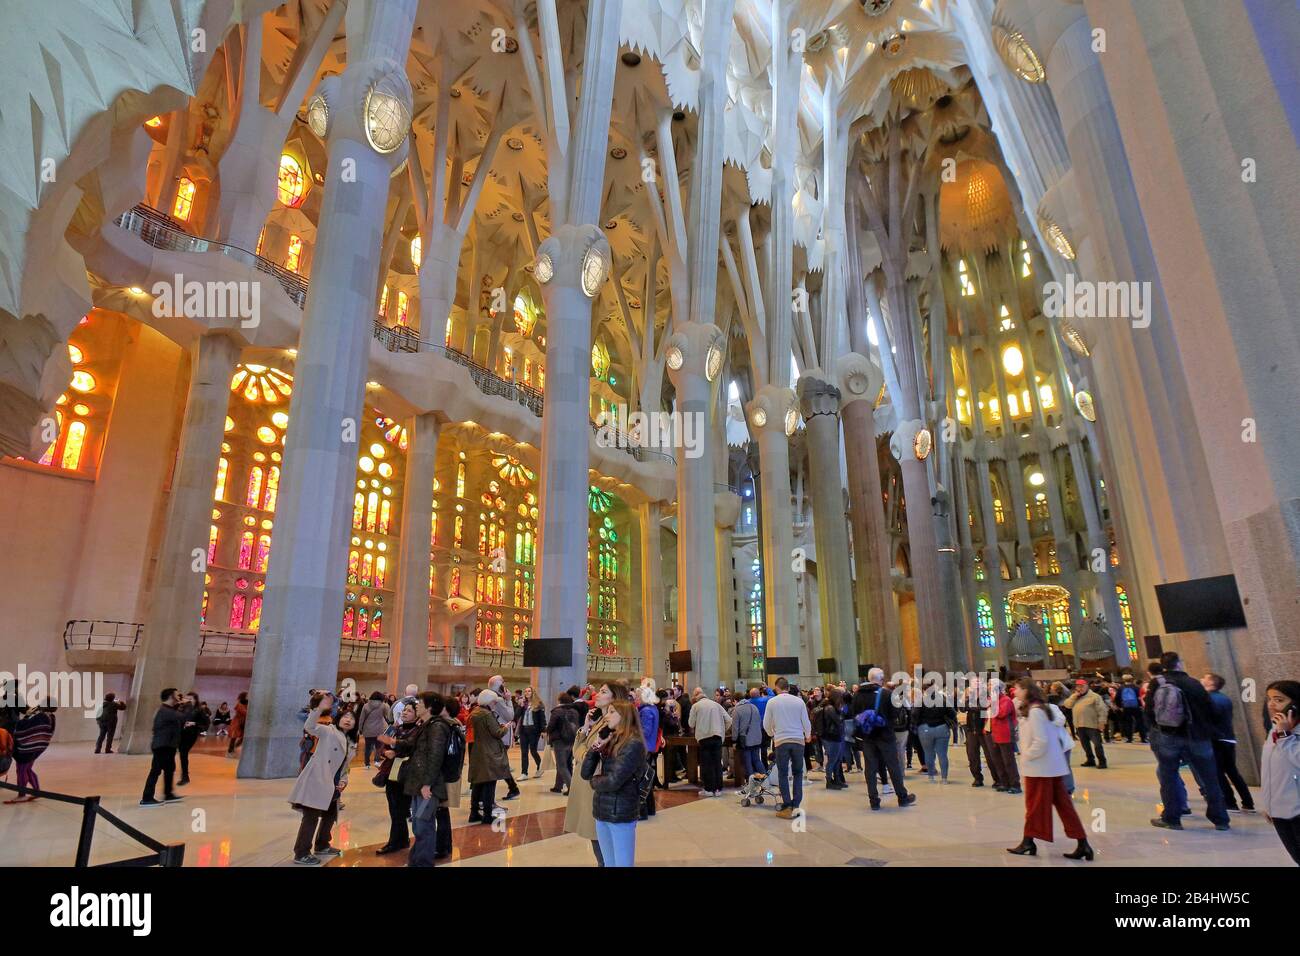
[{"x1": 2, "y1": 656, "x2": 1297, "y2": 868}]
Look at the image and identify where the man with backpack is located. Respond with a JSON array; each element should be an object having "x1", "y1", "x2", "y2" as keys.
[
  {"x1": 1117, "y1": 675, "x2": 1146, "y2": 743},
  {"x1": 1145, "y1": 652, "x2": 1230, "y2": 832},
  {"x1": 546, "y1": 692, "x2": 580, "y2": 793},
  {"x1": 403, "y1": 691, "x2": 463, "y2": 867},
  {"x1": 851, "y1": 668, "x2": 916, "y2": 811}
]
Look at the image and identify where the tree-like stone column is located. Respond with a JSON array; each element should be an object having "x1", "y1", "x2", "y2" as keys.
[
  {"x1": 665, "y1": 321, "x2": 726, "y2": 692},
  {"x1": 531, "y1": 224, "x2": 611, "y2": 709},
  {"x1": 746, "y1": 383, "x2": 810, "y2": 681},
  {"x1": 390, "y1": 412, "x2": 439, "y2": 692},
  {"x1": 122, "y1": 332, "x2": 241, "y2": 753},
  {"x1": 798, "y1": 373, "x2": 857, "y2": 683},
  {"x1": 837, "y1": 353, "x2": 902, "y2": 673},
  {"x1": 239, "y1": 0, "x2": 419, "y2": 778}
]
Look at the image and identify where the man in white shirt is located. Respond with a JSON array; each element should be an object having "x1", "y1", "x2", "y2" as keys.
[{"x1": 762, "y1": 678, "x2": 812, "y2": 818}]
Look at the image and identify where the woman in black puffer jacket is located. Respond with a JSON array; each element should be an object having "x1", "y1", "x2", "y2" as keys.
[{"x1": 581, "y1": 698, "x2": 647, "y2": 867}]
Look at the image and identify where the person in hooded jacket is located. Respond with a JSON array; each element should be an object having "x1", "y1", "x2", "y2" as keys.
[
  {"x1": 580, "y1": 697, "x2": 647, "y2": 867},
  {"x1": 467, "y1": 689, "x2": 510, "y2": 823}
]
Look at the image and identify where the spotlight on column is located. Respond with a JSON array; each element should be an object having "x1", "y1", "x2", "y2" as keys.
[
  {"x1": 534, "y1": 252, "x2": 554, "y2": 284},
  {"x1": 705, "y1": 343, "x2": 723, "y2": 381},
  {"x1": 783, "y1": 403, "x2": 800, "y2": 437},
  {"x1": 913, "y1": 427, "x2": 932, "y2": 460},
  {"x1": 666, "y1": 345, "x2": 685, "y2": 371}
]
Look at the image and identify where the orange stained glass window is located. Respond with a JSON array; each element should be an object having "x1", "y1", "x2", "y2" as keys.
[
  {"x1": 366, "y1": 492, "x2": 379, "y2": 532},
  {"x1": 286, "y1": 235, "x2": 303, "y2": 273},
  {"x1": 378, "y1": 499, "x2": 392, "y2": 534},
  {"x1": 353, "y1": 493, "x2": 365, "y2": 529},
  {"x1": 360, "y1": 552, "x2": 374, "y2": 585},
  {"x1": 215, "y1": 457, "x2": 229, "y2": 500},
  {"x1": 173, "y1": 178, "x2": 196, "y2": 222},
  {"x1": 277, "y1": 154, "x2": 306, "y2": 208},
  {"x1": 246, "y1": 466, "x2": 264, "y2": 508},
  {"x1": 356, "y1": 607, "x2": 369, "y2": 640},
  {"x1": 207, "y1": 526, "x2": 219, "y2": 565},
  {"x1": 60, "y1": 421, "x2": 87, "y2": 470},
  {"x1": 229, "y1": 593, "x2": 246, "y2": 629},
  {"x1": 342, "y1": 606, "x2": 355, "y2": 637},
  {"x1": 378, "y1": 285, "x2": 389, "y2": 319},
  {"x1": 375, "y1": 555, "x2": 387, "y2": 589},
  {"x1": 254, "y1": 534, "x2": 271, "y2": 573},
  {"x1": 397, "y1": 291, "x2": 409, "y2": 327},
  {"x1": 237, "y1": 531, "x2": 254, "y2": 570},
  {"x1": 262, "y1": 466, "x2": 280, "y2": 511},
  {"x1": 248, "y1": 595, "x2": 263, "y2": 631},
  {"x1": 453, "y1": 515, "x2": 464, "y2": 549},
  {"x1": 370, "y1": 610, "x2": 383, "y2": 641},
  {"x1": 347, "y1": 550, "x2": 359, "y2": 584},
  {"x1": 256, "y1": 229, "x2": 265, "y2": 256}
]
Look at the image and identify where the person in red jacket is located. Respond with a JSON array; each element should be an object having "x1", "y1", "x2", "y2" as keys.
[{"x1": 987, "y1": 679, "x2": 1021, "y2": 794}]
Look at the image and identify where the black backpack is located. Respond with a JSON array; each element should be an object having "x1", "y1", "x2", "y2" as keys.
[{"x1": 442, "y1": 720, "x2": 467, "y2": 783}]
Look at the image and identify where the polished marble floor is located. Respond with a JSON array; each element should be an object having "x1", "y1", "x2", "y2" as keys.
[{"x1": 1, "y1": 735, "x2": 1291, "y2": 867}]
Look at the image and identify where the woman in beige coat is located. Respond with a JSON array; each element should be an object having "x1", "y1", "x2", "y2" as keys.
[
  {"x1": 287, "y1": 697, "x2": 356, "y2": 865},
  {"x1": 564, "y1": 680, "x2": 632, "y2": 866}
]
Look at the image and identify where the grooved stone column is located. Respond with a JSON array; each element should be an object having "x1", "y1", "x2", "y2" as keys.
[
  {"x1": 390, "y1": 413, "x2": 438, "y2": 693},
  {"x1": 239, "y1": 0, "x2": 418, "y2": 778},
  {"x1": 530, "y1": 224, "x2": 610, "y2": 710},
  {"x1": 666, "y1": 321, "x2": 724, "y2": 692},
  {"x1": 122, "y1": 332, "x2": 241, "y2": 753},
  {"x1": 638, "y1": 501, "x2": 667, "y2": 686},
  {"x1": 746, "y1": 385, "x2": 809, "y2": 682},
  {"x1": 798, "y1": 374, "x2": 857, "y2": 682}
]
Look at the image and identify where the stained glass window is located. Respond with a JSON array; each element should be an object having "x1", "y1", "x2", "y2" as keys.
[
  {"x1": 353, "y1": 493, "x2": 365, "y2": 529},
  {"x1": 173, "y1": 178, "x2": 196, "y2": 222},
  {"x1": 277, "y1": 154, "x2": 306, "y2": 208},
  {"x1": 375, "y1": 556, "x2": 387, "y2": 589},
  {"x1": 342, "y1": 606, "x2": 355, "y2": 637},
  {"x1": 254, "y1": 534, "x2": 271, "y2": 573},
  {"x1": 237, "y1": 531, "x2": 254, "y2": 571},
  {"x1": 976, "y1": 597, "x2": 996, "y2": 648},
  {"x1": 263, "y1": 466, "x2": 280, "y2": 511},
  {"x1": 248, "y1": 595, "x2": 263, "y2": 630},
  {"x1": 379, "y1": 285, "x2": 389, "y2": 319},
  {"x1": 229, "y1": 593, "x2": 246, "y2": 629},
  {"x1": 397, "y1": 291, "x2": 409, "y2": 326},
  {"x1": 215, "y1": 458, "x2": 229, "y2": 500},
  {"x1": 1117, "y1": 584, "x2": 1136, "y2": 658},
  {"x1": 286, "y1": 235, "x2": 303, "y2": 273}
]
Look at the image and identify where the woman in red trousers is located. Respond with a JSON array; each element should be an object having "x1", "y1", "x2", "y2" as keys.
[{"x1": 1006, "y1": 679, "x2": 1095, "y2": 861}]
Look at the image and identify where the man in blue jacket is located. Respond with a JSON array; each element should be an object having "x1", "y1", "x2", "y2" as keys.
[{"x1": 1200, "y1": 673, "x2": 1255, "y2": 813}]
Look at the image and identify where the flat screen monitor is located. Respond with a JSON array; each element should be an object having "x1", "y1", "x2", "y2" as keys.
[
  {"x1": 817, "y1": 657, "x2": 838, "y2": 673},
  {"x1": 1154, "y1": 574, "x2": 1247, "y2": 634},
  {"x1": 1142, "y1": 635, "x2": 1164, "y2": 660},
  {"x1": 765, "y1": 656, "x2": 800, "y2": 675},
  {"x1": 668, "y1": 650, "x2": 693, "y2": 672},
  {"x1": 521, "y1": 638, "x2": 571, "y2": 667}
]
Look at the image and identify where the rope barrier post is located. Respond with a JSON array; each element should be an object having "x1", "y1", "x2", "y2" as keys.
[{"x1": 75, "y1": 796, "x2": 100, "y2": 867}]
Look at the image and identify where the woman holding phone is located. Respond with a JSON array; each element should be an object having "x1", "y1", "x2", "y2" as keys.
[
  {"x1": 1260, "y1": 680, "x2": 1300, "y2": 865},
  {"x1": 564, "y1": 680, "x2": 631, "y2": 865},
  {"x1": 580, "y1": 697, "x2": 647, "y2": 867},
  {"x1": 287, "y1": 693, "x2": 356, "y2": 865}
]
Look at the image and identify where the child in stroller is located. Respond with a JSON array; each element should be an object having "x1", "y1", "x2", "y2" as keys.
[{"x1": 737, "y1": 770, "x2": 781, "y2": 807}]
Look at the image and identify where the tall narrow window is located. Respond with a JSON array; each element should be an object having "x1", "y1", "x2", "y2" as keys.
[
  {"x1": 246, "y1": 467, "x2": 264, "y2": 508},
  {"x1": 375, "y1": 555, "x2": 387, "y2": 589},
  {"x1": 378, "y1": 285, "x2": 389, "y2": 319},
  {"x1": 378, "y1": 499, "x2": 392, "y2": 534},
  {"x1": 353, "y1": 493, "x2": 365, "y2": 529},
  {"x1": 958, "y1": 258, "x2": 976, "y2": 296},
  {"x1": 976, "y1": 597, "x2": 995, "y2": 648},
  {"x1": 262, "y1": 466, "x2": 280, "y2": 511},
  {"x1": 60, "y1": 421, "x2": 87, "y2": 470},
  {"x1": 248, "y1": 595, "x2": 263, "y2": 631},
  {"x1": 456, "y1": 462, "x2": 466, "y2": 499},
  {"x1": 360, "y1": 552, "x2": 374, "y2": 586},
  {"x1": 342, "y1": 606, "x2": 355, "y2": 637},
  {"x1": 1020, "y1": 239, "x2": 1032, "y2": 278},
  {"x1": 229, "y1": 593, "x2": 246, "y2": 629},
  {"x1": 366, "y1": 492, "x2": 379, "y2": 531},
  {"x1": 256, "y1": 229, "x2": 265, "y2": 256},
  {"x1": 237, "y1": 531, "x2": 254, "y2": 571},
  {"x1": 397, "y1": 291, "x2": 409, "y2": 326},
  {"x1": 356, "y1": 607, "x2": 369, "y2": 640},
  {"x1": 207, "y1": 526, "x2": 219, "y2": 565},
  {"x1": 215, "y1": 457, "x2": 229, "y2": 500},
  {"x1": 173, "y1": 178, "x2": 196, "y2": 222},
  {"x1": 347, "y1": 550, "x2": 359, "y2": 584},
  {"x1": 286, "y1": 235, "x2": 303, "y2": 273},
  {"x1": 254, "y1": 534, "x2": 271, "y2": 573},
  {"x1": 370, "y1": 610, "x2": 383, "y2": 641},
  {"x1": 1117, "y1": 585, "x2": 1136, "y2": 658},
  {"x1": 453, "y1": 515, "x2": 464, "y2": 549}
]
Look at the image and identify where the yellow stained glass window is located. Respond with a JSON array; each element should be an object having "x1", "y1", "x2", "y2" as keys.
[
  {"x1": 277, "y1": 154, "x2": 306, "y2": 208},
  {"x1": 173, "y1": 178, "x2": 196, "y2": 222},
  {"x1": 286, "y1": 235, "x2": 303, "y2": 273}
]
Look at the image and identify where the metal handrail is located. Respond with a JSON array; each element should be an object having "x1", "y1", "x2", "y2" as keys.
[
  {"x1": 114, "y1": 204, "x2": 674, "y2": 467},
  {"x1": 63, "y1": 620, "x2": 142, "y2": 651},
  {"x1": 197, "y1": 630, "x2": 257, "y2": 657},
  {"x1": 587, "y1": 654, "x2": 643, "y2": 674},
  {"x1": 341, "y1": 638, "x2": 390, "y2": 663}
]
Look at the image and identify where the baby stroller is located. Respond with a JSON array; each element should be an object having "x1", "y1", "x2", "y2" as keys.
[{"x1": 737, "y1": 771, "x2": 780, "y2": 808}]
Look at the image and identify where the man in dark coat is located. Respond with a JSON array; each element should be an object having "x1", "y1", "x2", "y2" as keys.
[
  {"x1": 94, "y1": 693, "x2": 126, "y2": 754},
  {"x1": 140, "y1": 688, "x2": 188, "y2": 806},
  {"x1": 403, "y1": 692, "x2": 452, "y2": 867}
]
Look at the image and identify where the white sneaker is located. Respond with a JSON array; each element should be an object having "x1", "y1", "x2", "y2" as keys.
[
  {"x1": 518, "y1": 772, "x2": 530, "y2": 780},
  {"x1": 882, "y1": 784, "x2": 894, "y2": 795}
]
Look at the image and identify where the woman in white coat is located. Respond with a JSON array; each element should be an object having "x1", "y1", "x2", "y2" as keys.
[
  {"x1": 1260, "y1": 680, "x2": 1300, "y2": 865},
  {"x1": 1006, "y1": 679, "x2": 1094, "y2": 861},
  {"x1": 288, "y1": 694, "x2": 357, "y2": 865}
]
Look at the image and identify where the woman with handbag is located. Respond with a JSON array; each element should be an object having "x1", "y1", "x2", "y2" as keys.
[
  {"x1": 1006, "y1": 679, "x2": 1094, "y2": 861},
  {"x1": 580, "y1": 697, "x2": 647, "y2": 867},
  {"x1": 287, "y1": 695, "x2": 356, "y2": 865},
  {"x1": 373, "y1": 701, "x2": 419, "y2": 855}
]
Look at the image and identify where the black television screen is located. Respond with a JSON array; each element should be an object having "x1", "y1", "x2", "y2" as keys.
[
  {"x1": 522, "y1": 638, "x2": 571, "y2": 667},
  {"x1": 765, "y1": 656, "x2": 799, "y2": 675},
  {"x1": 668, "y1": 649, "x2": 693, "y2": 672},
  {"x1": 817, "y1": 657, "x2": 838, "y2": 673},
  {"x1": 1154, "y1": 574, "x2": 1247, "y2": 634}
]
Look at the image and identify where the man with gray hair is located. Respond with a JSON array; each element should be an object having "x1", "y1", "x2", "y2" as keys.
[
  {"x1": 486, "y1": 675, "x2": 521, "y2": 800},
  {"x1": 851, "y1": 668, "x2": 916, "y2": 811}
]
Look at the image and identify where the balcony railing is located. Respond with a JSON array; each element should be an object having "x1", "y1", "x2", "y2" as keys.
[
  {"x1": 115, "y1": 204, "x2": 672, "y2": 466},
  {"x1": 63, "y1": 619, "x2": 142, "y2": 651}
]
